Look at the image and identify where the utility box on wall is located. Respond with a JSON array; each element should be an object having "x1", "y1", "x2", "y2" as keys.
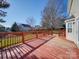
[{"x1": 65, "y1": 17, "x2": 79, "y2": 47}]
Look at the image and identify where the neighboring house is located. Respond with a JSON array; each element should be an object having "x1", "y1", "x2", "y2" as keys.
[
  {"x1": 34, "y1": 25, "x2": 41, "y2": 30},
  {"x1": 65, "y1": 0, "x2": 79, "y2": 47},
  {"x1": 11, "y1": 22, "x2": 32, "y2": 32},
  {"x1": 0, "y1": 24, "x2": 5, "y2": 32},
  {"x1": 5, "y1": 27, "x2": 11, "y2": 32}
]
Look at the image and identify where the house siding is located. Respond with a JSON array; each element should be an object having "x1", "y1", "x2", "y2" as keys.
[{"x1": 68, "y1": 0, "x2": 79, "y2": 17}]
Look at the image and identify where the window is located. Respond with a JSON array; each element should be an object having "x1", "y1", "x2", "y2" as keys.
[{"x1": 68, "y1": 23, "x2": 72, "y2": 33}]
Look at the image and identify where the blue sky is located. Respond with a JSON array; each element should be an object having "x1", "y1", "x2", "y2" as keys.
[
  {"x1": 2, "y1": 0, "x2": 48, "y2": 27},
  {"x1": 2, "y1": 0, "x2": 68, "y2": 27},
  {"x1": 56, "y1": 0, "x2": 68, "y2": 17}
]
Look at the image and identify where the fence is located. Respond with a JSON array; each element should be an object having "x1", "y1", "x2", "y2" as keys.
[{"x1": 0, "y1": 29, "x2": 53, "y2": 49}]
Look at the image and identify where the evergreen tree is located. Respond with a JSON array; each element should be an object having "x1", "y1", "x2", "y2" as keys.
[
  {"x1": 11, "y1": 22, "x2": 19, "y2": 32},
  {"x1": 0, "y1": 0, "x2": 10, "y2": 23}
]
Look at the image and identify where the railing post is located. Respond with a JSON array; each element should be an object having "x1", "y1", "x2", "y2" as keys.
[{"x1": 22, "y1": 32, "x2": 25, "y2": 43}]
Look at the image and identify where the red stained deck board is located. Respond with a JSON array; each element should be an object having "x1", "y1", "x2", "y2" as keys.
[{"x1": 0, "y1": 35, "x2": 79, "y2": 59}]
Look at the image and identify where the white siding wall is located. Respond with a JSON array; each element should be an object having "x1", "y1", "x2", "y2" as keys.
[
  {"x1": 70, "y1": 0, "x2": 79, "y2": 17},
  {"x1": 68, "y1": 0, "x2": 79, "y2": 17},
  {"x1": 67, "y1": 0, "x2": 79, "y2": 47},
  {"x1": 72, "y1": 20, "x2": 78, "y2": 44},
  {"x1": 76, "y1": 20, "x2": 79, "y2": 47},
  {"x1": 67, "y1": 0, "x2": 72, "y2": 16}
]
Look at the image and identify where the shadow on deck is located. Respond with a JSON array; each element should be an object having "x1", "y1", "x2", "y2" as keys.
[{"x1": 0, "y1": 35, "x2": 54, "y2": 59}]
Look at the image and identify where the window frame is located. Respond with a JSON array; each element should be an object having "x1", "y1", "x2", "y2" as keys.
[{"x1": 68, "y1": 23, "x2": 72, "y2": 33}]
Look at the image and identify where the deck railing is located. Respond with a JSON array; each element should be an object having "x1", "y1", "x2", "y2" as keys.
[{"x1": 0, "y1": 29, "x2": 53, "y2": 49}]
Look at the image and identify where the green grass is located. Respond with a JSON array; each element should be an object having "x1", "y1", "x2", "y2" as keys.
[
  {"x1": 53, "y1": 30, "x2": 59, "y2": 34},
  {"x1": 24, "y1": 34, "x2": 35, "y2": 40},
  {"x1": 0, "y1": 34, "x2": 35, "y2": 48}
]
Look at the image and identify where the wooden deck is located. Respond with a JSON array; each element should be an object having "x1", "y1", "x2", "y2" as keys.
[
  {"x1": 26, "y1": 35, "x2": 79, "y2": 59},
  {"x1": 0, "y1": 35, "x2": 79, "y2": 59},
  {"x1": 0, "y1": 35, "x2": 53, "y2": 59}
]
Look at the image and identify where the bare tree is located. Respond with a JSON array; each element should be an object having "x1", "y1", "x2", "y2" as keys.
[
  {"x1": 41, "y1": 0, "x2": 67, "y2": 29},
  {"x1": 26, "y1": 17, "x2": 35, "y2": 27}
]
